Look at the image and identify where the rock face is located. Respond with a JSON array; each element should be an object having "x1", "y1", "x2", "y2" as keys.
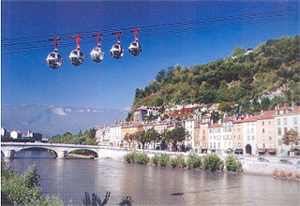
[{"x1": 1, "y1": 104, "x2": 128, "y2": 137}]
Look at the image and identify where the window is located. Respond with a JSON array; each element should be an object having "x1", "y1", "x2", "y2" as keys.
[
  {"x1": 247, "y1": 136, "x2": 250, "y2": 141},
  {"x1": 269, "y1": 143, "x2": 273, "y2": 148},
  {"x1": 283, "y1": 118, "x2": 287, "y2": 125},
  {"x1": 203, "y1": 142, "x2": 206, "y2": 147},
  {"x1": 262, "y1": 136, "x2": 265, "y2": 140},
  {"x1": 238, "y1": 143, "x2": 241, "y2": 147},
  {"x1": 203, "y1": 130, "x2": 205, "y2": 134},
  {"x1": 224, "y1": 142, "x2": 227, "y2": 147},
  {"x1": 238, "y1": 128, "x2": 240, "y2": 132},
  {"x1": 269, "y1": 136, "x2": 272, "y2": 140},
  {"x1": 238, "y1": 135, "x2": 241, "y2": 140},
  {"x1": 277, "y1": 119, "x2": 281, "y2": 126},
  {"x1": 251, "y1": 128, "x2": 254, "y2": 133},
  {"x1": 252, "y1": 136, "x2": 255, "y2": 140},
  {"x1": 268, "y1": 121, "x2": 271, "y2": 125},
  {"x1": 247, "y1": 128, "x2": 250, "y2": 133},
  {"x1": 218, "y1": 142, "x2": 220, "y2": 148},
  {"x1": 210, "y1": 142, "x2": 212, "y2": 148},
  {"x1": 233, "y1": 135, "x2": 236, "y2": 140},
  {"x1": 262, "y1": 128, "x2": 265, "y2": 133},
  {"x1": 284, "y1": 127, "x2": 287, "y2": 134},
  {"x1": 294, "y1": 117, "x2": 297, "y2": 125},
  {"x1": 213, "y1": 142, "x2": 216, "y2": 148},
  {"x1": 268, "y1": 128, "x2": 272, "y2": 133},
  {"x1": 294, "y1": 127, "x2": 298, "y2": 132},
  {"x1": 278, "y1": 128, "x2": 281, "y2": 135},
  {"x1": 233, "y1": 143, "x2": 236, "y2": 147},
  {"x1": 262, "y1": 143, "x2": 265, "y2": 148},
  {"x1": 262, "y1": 121, "x2": 265, "y2": 126}
]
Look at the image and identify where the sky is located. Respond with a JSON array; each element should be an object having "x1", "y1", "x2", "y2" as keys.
[{"x1": 1, "y1": 0, "x2": 299, "y2": 110}]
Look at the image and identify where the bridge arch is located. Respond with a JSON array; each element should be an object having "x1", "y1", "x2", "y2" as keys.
[
  {"x1": 16, "y1": 147, "x2": 58, "y2": 158},
  {"x1": 68, "y1": 149, "x2": 99, "y2": 158}
]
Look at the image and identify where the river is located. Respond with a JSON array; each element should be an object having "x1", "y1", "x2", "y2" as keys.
[{"x1": 3, "y1": 150, "x2": 300, "y2": 205}]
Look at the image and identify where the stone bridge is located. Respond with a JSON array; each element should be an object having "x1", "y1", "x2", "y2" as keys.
[{"x1": 1, "y1": 142, "x2": 128, "y2": 159}]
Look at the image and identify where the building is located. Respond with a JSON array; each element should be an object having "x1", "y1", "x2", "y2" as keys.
[
  {"x1": 232, "y1": 115, "x2": 244, "y2": 154},
  {"x1": 242, "y1": 114, "x2": 258, "y2": 155},
  {"x1": 256, "y1": 110, "x2": 276, "y2": 155},
  {"x1": 10, "y1": 130, "x2": 23, "y2": 139},
  {"x1": 274, "y1": 103, "x2": 300, "y2": 156}
]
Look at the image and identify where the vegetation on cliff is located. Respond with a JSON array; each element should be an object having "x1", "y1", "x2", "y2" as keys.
[{"x1": 132, "y1": 36, "x2": 300, "y2": 113}]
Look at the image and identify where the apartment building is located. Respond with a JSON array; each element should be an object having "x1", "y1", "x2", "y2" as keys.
[
  {"x1": 256, "y1": 110, "x2": 276, "y2": 155},
  {"x1": 233, "y1": 115, "x2": 244, "y2": 154},
  {"x1": 242, "y1": 115, "x2": 258, "y2": 155},
  {"x1": 274, "y1": 103, "x2": 300, "y2": 155}
]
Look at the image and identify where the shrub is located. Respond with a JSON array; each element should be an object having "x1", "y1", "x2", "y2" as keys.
[
  {"x1": 1, "y1": 161, "x2": 64, "y2": 205},
  {"x1": 287, "y1": 172, "x2": 293, "y2": 178},
  {"x1": 201, "y1": 153, "x2": 223, "y2": 171},
  {"x1": 159, "y1": 153, "x2": 170, "y2": 167},
  {"x1": 186, "y1": 152, "x2": 201, "y2": 169},
  {"x1": 295, "y1": 173, "x2": 300, "y2": 179},
  {"x1": 151, "y1": 153, "x2": 160, "y2": 166},
  {"x1": 175, "y1": 154, "x2": 186, "y2": 168},
  {"x1": 224, "y1": 154, "x2": 243, "y2": 172},
  {"x1": 272, "y1": 169, "x2": 278, "y2": 176},
  {"x1": 136, "y1": 152, "x2": 150, "y2": 165},
  {"x1": 169, "y1": 157, "x2": 177, "y2": 168},
  {"x1": 278, "y1": 170, "x2": 286, "y2": 177},
  {"x1": 124, "y1": 151, "x2": 138, "y2": 163}
]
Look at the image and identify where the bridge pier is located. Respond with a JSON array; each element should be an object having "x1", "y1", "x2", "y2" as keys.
[
  {"x1": 4, "y1": 150, "x2": 16, "y2": 159},
  {"x1": 57, "y1": 150, "x2": 68, "y2": 159}
]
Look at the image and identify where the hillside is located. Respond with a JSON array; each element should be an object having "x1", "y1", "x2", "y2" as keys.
[
  {"x1": 132, "y1": 36, "x2": 300, "y2": 113},
  {"x1": 1, "y1": 104, "x2": 128, "y2": 137}
]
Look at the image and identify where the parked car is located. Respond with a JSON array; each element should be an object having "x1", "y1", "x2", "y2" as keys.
[
  {"x1": 279, "y1": 159, "x2": 293, "y2": 164},
  {"x1": 258, "y1": 157, "x2": 269, "y2": 162}
]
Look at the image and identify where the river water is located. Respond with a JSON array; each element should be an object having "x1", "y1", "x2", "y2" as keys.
[{"x1": 3, "y1": 150, "x2": 300, "y2": 205}]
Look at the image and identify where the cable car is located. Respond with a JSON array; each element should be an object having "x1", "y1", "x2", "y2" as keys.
[
  {"x1": 90, "y1": 34, "x2": 105, "y2": 63},
  {"x1": 128, "y1": 29, "x2": 142, "y2": 57},
  {"x1": 46, "y1": 38, "x2": 63, "y2": 69},
  {"x1": 69, "y1": 35, "x2": 84, "y2": 66},
  {"x1": 110, "y1": 31, "x2": 124, "y2": 59}
]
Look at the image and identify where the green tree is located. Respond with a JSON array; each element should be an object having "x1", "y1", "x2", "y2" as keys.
[
  {"x1": 282, "y1": 129, "x2": 299, "y2": 150},
  {"x1": 165, "y1": 127, "x2": 187, "y2": 151},
  {"x1": 232, "y1": 46, "x2": 245, "y2": 57},
  {"x1": 218, "y1": 101, "x2": 231, "y2": 112}
]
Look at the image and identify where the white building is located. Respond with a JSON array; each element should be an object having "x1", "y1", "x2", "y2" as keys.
[
  {"x1": 274, "y1": 103, "x2": 300, "y2": 155},
  {"x1": 242, "y1": 115, "x2": 258, "y2": 155},
  {"x1": 10, "y1": 130, "x2": 22, "y2": 139}
]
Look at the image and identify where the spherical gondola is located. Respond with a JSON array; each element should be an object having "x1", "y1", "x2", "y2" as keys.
[
  {"x1": 46, "y1": 38, "x2": 63, "y2": 69},
  {"x1": 90, "y1": 47, "x2": 105, "y2": 63},
  {"x1": 69, "y1": 35, "x2": 84, "y2": 66},
  {"x1": 46, "y1": 52, "x2": 63, "y2": 69},
  {"x1": 110, "y1": 44, "x2": 124, "y2": 59},
  {"x1": 69, "y1": 50, "x2": 85, "y2": 66},
  {"x1": 90, "y1": 34, "x2": 105, "y2": 63},
  {"x1": 128, "y1": 41, "x2": 142, "y2": 57}
]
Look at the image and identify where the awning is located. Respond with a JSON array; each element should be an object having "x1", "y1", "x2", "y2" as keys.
[
  {"x1": 234, "y1": 149, "x2": 243, "y2": 152},
  {"x1": 258, "y1": 149, "x2": 266, "y2": 152},
  {"x1": 267, "y1": 149, "x2": 276, "y2": 152}
]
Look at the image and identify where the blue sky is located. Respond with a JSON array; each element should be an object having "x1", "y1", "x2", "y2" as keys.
[{"x1": 1, "y1": 1, "x2": 299, "y2": 110}]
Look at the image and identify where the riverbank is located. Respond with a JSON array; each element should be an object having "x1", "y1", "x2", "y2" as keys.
[{"x1": 96, "y1": 148, "x2": 300, "y2": 179}]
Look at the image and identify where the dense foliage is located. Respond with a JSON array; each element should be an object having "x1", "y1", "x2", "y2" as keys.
[
  {"x1": 132, "y1": 36, "x2": 300, "y2": 112},
  {"x1": 201, "y1": 153, "x2": 224, "y2": 171},
  {"x1": 1, "y1": 162, "x2": 64, "y2": 205},
  {"x1": 48, "y1": 128, "x2": 97, "y2": 145},
  {"x1": 224, "y1": 154, "x2": 243, "y2": 172}
]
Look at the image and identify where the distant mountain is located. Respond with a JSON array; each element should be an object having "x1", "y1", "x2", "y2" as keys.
[{"x1": 1, "y1": 104, "x2": 128, "y2": 137}]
